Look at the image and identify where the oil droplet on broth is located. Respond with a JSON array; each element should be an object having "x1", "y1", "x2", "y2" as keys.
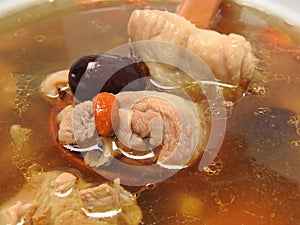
[
  {"x1": 14, "y1": 28, "x2": 29, "y2": 37},
  {"x1": 290, "y1": 140, "x2": 300, "y2": 146},
  {"x1": 287, "y1": 114, "x2": 300, "y2": 125},
  {"x1": 10, "y1": 124, "x2": 43, "y2": 180},
  {"x1": 12, "y1": 73, "x2": 39, "y2": 117},
  {"x1": 253, "y1": 107, "x2": 271, "y2": 116},
  {"x1": 247, "y1": 82, "x2": 267, "y2": 96},
  {"x1": 287, "y1": 114, "x2": 300, "y2": 136},
  {"x1": 34, "y1": 35, "x2": 45, "y2": 42},
  {"x1": 212, "y1": 188, "x2": 235, "y2": 213},
  {"x1": 145, "y1": 183, "x2": 156, "y2": 190},
  {"x1": 203, "y1": 158, "x2": 223, "y2": 176},
  {"x1": 134, "y1": 183, "x2": 156, "y2": 198}
]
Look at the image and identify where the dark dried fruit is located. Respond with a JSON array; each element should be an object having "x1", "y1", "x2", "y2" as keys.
[{"x1": 68, "y1": 53, "x2": 147, "y2": 101}]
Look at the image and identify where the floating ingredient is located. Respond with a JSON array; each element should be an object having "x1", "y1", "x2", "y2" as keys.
[{"x1": 68, "y1": 53, "x2": 148, "y2": 101}]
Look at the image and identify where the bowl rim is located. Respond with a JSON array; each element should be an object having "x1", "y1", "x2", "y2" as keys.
[
  {"x1": 235, "y1": 0, "x2": 300, "y2": 27},
  {"x1": 0, "y1": 0, "x2": 300, "y2": 28},
  {"x1": 0, "y1": 0, "x2": 44, "y2": 18}
]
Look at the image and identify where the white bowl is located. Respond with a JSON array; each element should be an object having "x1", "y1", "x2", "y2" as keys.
[
  {"x1": 235, "y1": 0, "x2": 300, "y2": 27},
  {"x1": 0, "y1": 0, "x2": 300, "y2": 27},
  {"x1": 0, "y1": 0, "x2": 45, "y2": 18}
]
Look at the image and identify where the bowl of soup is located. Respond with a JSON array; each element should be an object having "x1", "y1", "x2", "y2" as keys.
[{"x1": 0, "y1": 0, "x2": 300, "y2": 224}]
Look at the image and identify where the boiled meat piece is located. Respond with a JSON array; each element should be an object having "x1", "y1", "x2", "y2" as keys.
[
  {"x1": 0, "y1": 171, "x2": 142, "y2": 225},
  {"x1": 51, "y1": 172, "x2": 77, "y2": 194},
  {"x1": 131, "y1": 110, "x2": 164, "y2": 147},
  {"x1": 115, "y1": 90, "x2": 206, "y2": 168},
  {"x1": 57, "y1": 106, "x2": 75, "y2": 145},
  {"x1": 57, "y1": 101, "x2": 97, "y2": 145},
  {"x1": 128, "y1": 9, "x2": 256, "y2": 89}
]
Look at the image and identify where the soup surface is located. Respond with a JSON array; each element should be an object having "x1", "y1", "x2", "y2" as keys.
[{"x1": 0, "y1": 0, "x2": 300, "y2": 224}]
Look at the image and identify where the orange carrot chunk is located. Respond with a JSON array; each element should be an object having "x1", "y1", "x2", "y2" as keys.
[
  {"x1": 177, "y1": 0, "x2": 222, "y2": 29},
  {"x1": 258, "y1": 28, "x2": 300, "y2": 60},
  {"x1": 258, "y1": 28, "x2": 294, "y2": 49},
  {"x1": 79, "y1": 0, "x2": 104, "y2": 5},
  {"x1": 93, "y1": 92, "x2": 119, "y2": 136}
]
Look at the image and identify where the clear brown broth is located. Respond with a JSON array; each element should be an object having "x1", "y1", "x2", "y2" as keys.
[{"x1": 0, "y1": 1, "x2": 300, "y2": 224}]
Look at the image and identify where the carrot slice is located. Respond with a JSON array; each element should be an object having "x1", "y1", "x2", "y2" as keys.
[
  {"x1": 79, "y1": 0, "x2": 104, "y2": 5},
  {"x1": 177, "y1": 0, "x2": 222, "y2": 29},
  {"x1": 258, "y1": 28, "x2": 300, "y2": 60},
  {"x1": 258, "y1": 28, "x2": 294, "y2": 49},
  {"x1": 79, "y1": 0, "x2": 148, "y2": 7},
  {"x1": 125, "y1": 0, "x2": 148, "y2": 7},
  {"x1": 93, "y1": 92, "x2": 119, "y2": 136}
]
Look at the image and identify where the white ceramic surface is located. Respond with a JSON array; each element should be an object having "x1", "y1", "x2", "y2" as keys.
[
  {"x1": 0, "y1": 0, "x2": 45, "y2": 18},
  {"x1": 235, "y1": 0, "x2": 300, "y2": 27}
]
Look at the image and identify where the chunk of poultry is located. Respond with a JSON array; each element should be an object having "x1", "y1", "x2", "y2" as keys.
[
  {"x1": 128, "y1": 9, "x2": 256, "y2": 90},
  {"x1": 115, "y1": 90, "x2": 205, "y2": 168},
  {"x1": 56, "y1": 90, "x2": 205, "y2": 169},
  {"x1": 0, "y1": 171, "x2": 142, "y2": 225},
  {"x1": 57, "y1": 101, "x2": 97, "y2": 145}
]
